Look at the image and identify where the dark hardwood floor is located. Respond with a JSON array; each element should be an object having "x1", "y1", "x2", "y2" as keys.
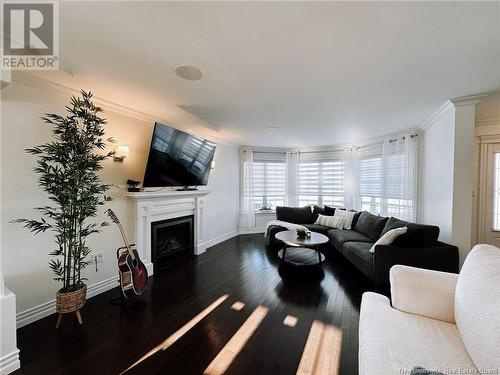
[{"x1": 15, "y1": 234, "x2": 377, "y2": 375}]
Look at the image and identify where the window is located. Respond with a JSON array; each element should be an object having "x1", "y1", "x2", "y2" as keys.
[
  {"x1": 359, "y1": 153, "x2": 414, "y2": 220},
  {"x1": 492, "y1": 153, "x2": 500, "y2": 230},
  {"x1": 359, "y1": 156, "x2": 382, "y2": 213},
  {"x1": 297, "y1": 160, "x2": 344, "y2": 207},
  {"x1": 252, "y1": 161, "x2": 286, "y2": 210},
  {"x1": 240, "y1": 136, "x2": 417, "y2": 225}
]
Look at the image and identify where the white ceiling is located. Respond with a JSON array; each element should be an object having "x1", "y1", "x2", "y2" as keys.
[{"x1": 37, "y1": 1, "x2": 500, "y2": 147}]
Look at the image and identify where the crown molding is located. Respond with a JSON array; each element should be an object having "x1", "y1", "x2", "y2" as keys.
[
  {"x1": 419, "y1": 94, "x2": 489, "y2": 132},
  {"x1": 450, "y1": 93, "x2": 488, "y2": 107},
  {"x1": 10, "y1": 71, "x2": 234, "y2": 146},
  {"x1": 418, "y1": 100, "x2": 454, "y2": 131},
  {"x1": 475, "y1": 118, "x2": 500, "y2": 138},
  {"x1": 476, "y1": 117, "x2": 500, "y2": 127}
]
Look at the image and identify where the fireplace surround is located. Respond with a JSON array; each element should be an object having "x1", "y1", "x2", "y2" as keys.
[{"x1": 127, "y1": 189, "x2": 211, "y2": 275}]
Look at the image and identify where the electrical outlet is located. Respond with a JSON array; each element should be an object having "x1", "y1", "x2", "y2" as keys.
[{"x1": 93, "y1": 253, "x2": 103, "y2": 264}]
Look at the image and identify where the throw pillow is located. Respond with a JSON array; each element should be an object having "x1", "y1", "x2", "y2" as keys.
[
  {"x1": 324, "y1": 205, "x2": 336, "y2": 216},
  {"x1": 315, "y1": 214, "x2": 344, "y2": 229},
  {"x1": 312, "y1": 205, "x2": 324, "y2": 222},
  {"x1": 369, "y1": 226, "x2": 408, "y2": 253},
  {"x1": 333, "y1": 210, "x2": 356, "y2": 230}
]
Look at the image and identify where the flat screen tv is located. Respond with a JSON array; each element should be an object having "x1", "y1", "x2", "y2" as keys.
[{"x1": 143, "y1": 122, "x2": 217, "y2": 188}]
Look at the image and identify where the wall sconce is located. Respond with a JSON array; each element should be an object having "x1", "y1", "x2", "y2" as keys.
[{"x1": 113, "y1": 145, "x2": 129, "y2": 162}]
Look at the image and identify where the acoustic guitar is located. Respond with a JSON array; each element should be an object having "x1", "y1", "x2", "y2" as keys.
[{"x1": 107, "y1": 209, "x2": 148, "y2": 298}]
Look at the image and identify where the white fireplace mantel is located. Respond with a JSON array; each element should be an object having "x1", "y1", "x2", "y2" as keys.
[{"x1": 127, "y1": 189, "x2": 211, "y2": 275}]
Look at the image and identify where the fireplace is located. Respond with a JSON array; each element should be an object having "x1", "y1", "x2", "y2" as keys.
[{"x1": 151, "y1": 215, "x2": 194, "y2": 272}]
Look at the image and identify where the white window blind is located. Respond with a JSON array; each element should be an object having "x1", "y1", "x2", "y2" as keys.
[
  {"x1": 384, "y1": 153, "x2": 405, "y2": 199},
  {"x1": 252, "y1": 160, "x2": 286, "y2": 210},
  {"x1": 359, "y1": 156, "x2": 382, "y2": 197},
  {"x1": 298, "y1": 159, "x2": 345, "y2": 207},
  {"x1": 359, "y1": 156, "x2": 382, "y2": 213},
  {"x1": 358, "y1": 140, "x2": 415, "y2": 221}
]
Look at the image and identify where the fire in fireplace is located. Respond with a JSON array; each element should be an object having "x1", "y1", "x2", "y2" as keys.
[{"x1": 151, "y1": 215, "x2": 194, "y2": 272}]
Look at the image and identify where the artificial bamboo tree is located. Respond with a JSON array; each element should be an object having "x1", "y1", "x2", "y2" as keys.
[{"x1": 14, "y1": 91, "x2": 112, "y2": 301}]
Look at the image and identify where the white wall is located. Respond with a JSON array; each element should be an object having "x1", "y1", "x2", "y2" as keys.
[
  {"x1": 418, "y1": 101, "x2": 476, "y2": 264},
  {"x1": 0, "y1": 80, "x2": 239, "y2": 325},
  {"x1": 451, "y1": 104, "x2": 475, "y2": 263},
  {"x1": 419, "y1": 104, "x2": 455, "y2": 243}
]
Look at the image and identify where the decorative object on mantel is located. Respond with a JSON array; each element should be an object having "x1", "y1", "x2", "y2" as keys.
[
  {"x1": 106, "y1": 209, "x2": 148, "y2": 301},
  {"x1": 127, "y1": 179, "x2": 141, "y2": 192},
  {"x1": 13, "y1": 90, "x2": 113, "y2": 329}
]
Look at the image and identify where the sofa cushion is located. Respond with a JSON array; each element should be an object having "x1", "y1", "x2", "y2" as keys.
[
  {"x1": 303, "y1": 223, "x2": 331, "y2": 235},
  {"x1": 455, "y1": 244, "x2": 500, "y2": 371},
  {"x1": 328, "y1": 229, "x2": 372, "y2": 252},
  {"x1": 359, "y1": 292, "x2": 478, "y2": 375},
  {"x1": 355, "y1": 212, "x2": 388, "y2": 241},
  {"x1": 382, "y1": 217, "x2": 439, "y2": 247},
  {"x1": 351, "y1": 210, "x2": 362, "y2": 228},
  {"x1": 342, "y1": 242, "x2": 374, "y2": 278},
  {"x1": 276, "y1": 206, "x2": 313, "y2": 224},
  {"x1": 311, "y1": 205, "x2": 324, "y2": 222}
]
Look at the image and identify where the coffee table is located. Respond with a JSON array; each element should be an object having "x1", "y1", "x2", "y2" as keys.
[{"x1": 275, "y1": 230, "x2": 328, "y2": 267}]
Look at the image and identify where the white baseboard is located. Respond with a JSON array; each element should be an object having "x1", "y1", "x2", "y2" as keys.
[
  {"x1": 15, "y1": 231, "x2": 241, "y2": 328},
  {"x1": 0, "y1": 350, "x2": 20, "y2": 375},
  {"x1": 202, "y1": 230, "x2": 239, "y2": 250},
  {"x1": 238, "y1": 227, "x2": 266, "y2": 235},
  {"x1": 16, "y1": 275, "x2": 119, "y2": 328}
]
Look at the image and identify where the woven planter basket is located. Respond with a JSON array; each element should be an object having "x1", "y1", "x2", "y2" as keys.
[{"x1": 56, "y1": 283, "x2": 87, "y2": 313}]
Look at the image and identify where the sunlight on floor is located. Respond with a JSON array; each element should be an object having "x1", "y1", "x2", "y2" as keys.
[
  {"x1": 296, "y1": 320, "x2": 342, "y2": 375},
  {"x1": 122, "y1": 294, "x2": 341, "y2": 375},
  {"x1": 231, "y1": 301, "x2": 245, "y2": 311},
  {"x1": 283, "y1": 315, "x2": 298, "y2": 327},
  {"x1": 122, "y1": 294, "x2": 229, "y2": 374},
  {"x1": 203, "y1": 305, "x2": 269, "y2": 375}
]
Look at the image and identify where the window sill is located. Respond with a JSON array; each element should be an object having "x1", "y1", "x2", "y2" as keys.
[{"x1": 255, "y1": 210, "x2": 276, "y2": 215}]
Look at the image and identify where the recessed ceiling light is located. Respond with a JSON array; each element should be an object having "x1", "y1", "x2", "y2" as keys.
[
  {"x1": 174, "y1": 65, "x2": 203, "y2": 81},
  {"x1": 266, "y1": 126, "x2": 280, "y2": 131}
]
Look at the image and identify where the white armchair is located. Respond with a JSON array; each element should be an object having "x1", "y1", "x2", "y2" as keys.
[
  {"x1": 359, "y1": 244, "x2": 500, "y2": 375},
  {"x1": 390, "y1": 265, "x2": 458, "y2": 324}
]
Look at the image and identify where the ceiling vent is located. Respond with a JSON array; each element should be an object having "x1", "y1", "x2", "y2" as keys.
[{"x1": 174, "y1": 65, "x2": 203, "y2": 81}]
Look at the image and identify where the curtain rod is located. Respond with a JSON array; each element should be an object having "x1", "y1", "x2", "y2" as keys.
[
  {"x1": 299, "y1": 133, "x2": 419, "y2": 154},
  {"x1": 249, "y1": 133, "x2": 418, "y2": 154}
]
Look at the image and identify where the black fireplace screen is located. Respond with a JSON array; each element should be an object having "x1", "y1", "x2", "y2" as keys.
[{"x1": 151, "y1": 215, "x2": 194, "y2": 272}]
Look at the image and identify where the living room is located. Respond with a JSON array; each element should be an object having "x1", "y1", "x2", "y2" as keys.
[{"x1": 1, "y1": 2, "x2": 499, "y2": 375}]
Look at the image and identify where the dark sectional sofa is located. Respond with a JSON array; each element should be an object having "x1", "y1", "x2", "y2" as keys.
[{"x1": 266, "y1": 206, "x2": 459, "y2": 284}]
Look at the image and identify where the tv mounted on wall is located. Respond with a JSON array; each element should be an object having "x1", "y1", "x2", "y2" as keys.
[{"x1": 143, "y1": 122, "x2": 216, "y2": 189}]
